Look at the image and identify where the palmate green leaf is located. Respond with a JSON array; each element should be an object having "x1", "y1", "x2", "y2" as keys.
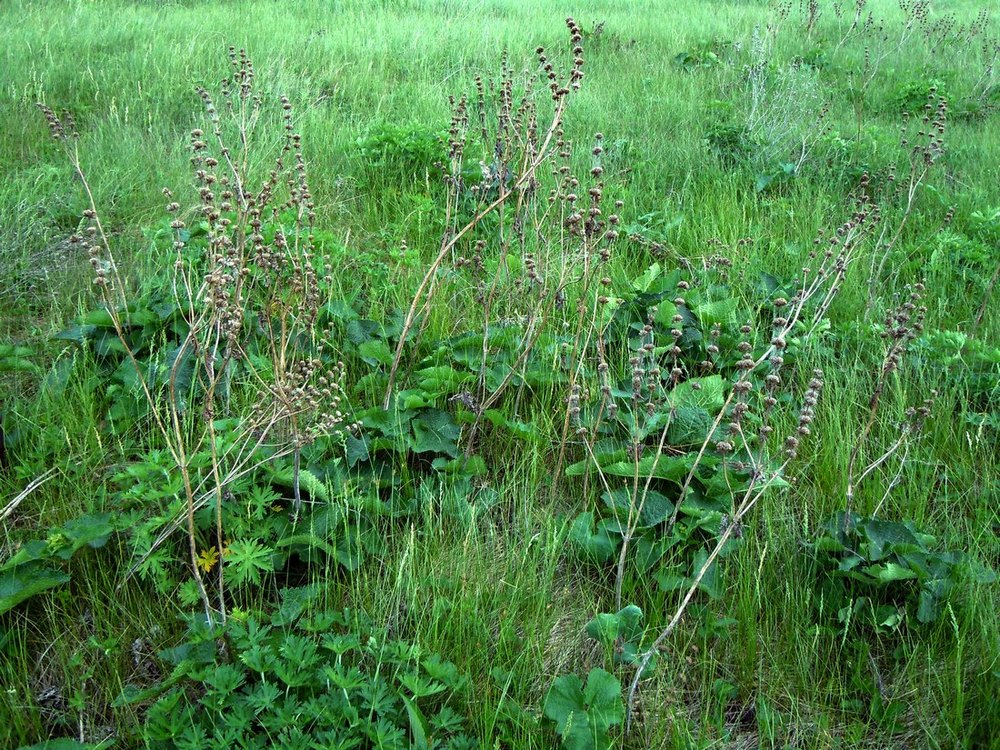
[
  {"x1": 543, "y1": 668, "x2": 624, "y2": 750},
  {"x1": 0, "y1": 561, "x2": 71, "y2": 615},
  {"x1": 225, "y1": 539, "x2": 275, "y2": 586},
  {"x1": 586, "y1": 605, "x2": 644, "y2": 646},
  {"x1": 398, "y1": 672, "x2": 446, "y2": 698}
]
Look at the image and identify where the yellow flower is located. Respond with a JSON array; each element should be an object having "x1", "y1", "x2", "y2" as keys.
[{"x1": 196, "y1": 546, "x2": 220, "y2": 573}]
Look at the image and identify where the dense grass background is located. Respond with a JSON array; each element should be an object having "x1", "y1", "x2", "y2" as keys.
[{"x1": 1, "y1": 1, "x2": 998, "y2": 748}]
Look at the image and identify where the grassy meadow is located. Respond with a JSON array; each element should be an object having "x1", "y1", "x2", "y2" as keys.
[{"x1": 1, "y1": 1, "x2": 998, "y2": 748}]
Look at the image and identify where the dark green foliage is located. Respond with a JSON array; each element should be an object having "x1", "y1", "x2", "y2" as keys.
[
  {"x1": 543, "y1": 669, "x2": 624, "y2": 750},
  {"x1": 357, "y1": 122, "x2": 446, "y2": 188},
  {"x1": 120, "y1": 587, "x2": 482, "y2": 749},
  {"x1": 890, "y1": 78, "x2": 951, "y2": 114},
  {"x1": 674, "y1": 39, "x2": 731, "y2": 71},
  {"x1": 809, "y1": 512, "x2": 997, "y2": 629},
  {"x1": 0, "y1": 513, "x2": 117, "y2": 615}
]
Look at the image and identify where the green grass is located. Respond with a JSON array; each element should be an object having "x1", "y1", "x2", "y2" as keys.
[{"x1": 2, "y1": 1, "x2": 999, "y2": 748}]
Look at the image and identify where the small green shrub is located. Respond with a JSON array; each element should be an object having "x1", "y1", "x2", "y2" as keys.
[
  {"x1": 356, "y1": 122, "x2": 446, "y2": 188},
  {"x1": 809, "y1": 511, "x2": 997, "y2": 630},
  {"x1": 543, "y1": 668, "x2": 624, "y2": 750},
  {"x1": 674, "y1": 39, "x2": 731, "y2": 71},
  {"x1": 889, "y1": 78, "x2": 950, "y2": 114},
  {"x1": 119, "y1": 587, "x2": 483, "y2": 749}
]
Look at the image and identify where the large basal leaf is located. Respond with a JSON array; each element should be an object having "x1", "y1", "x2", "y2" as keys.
[
  {"x1": 586, "y1": 605, "x2": 644, "y2": 646},
  {"x1": 47, "y1": 512, "x2": 117, "y2": 561},
  {"x1": 860, "y1": 518, "x2": 924, "y2": 561},
  {"x1": 410, "y1": 409, "x2": 461, "y2": 457},
  {"x1": 357, "y1": 339, "x2": 394, "y2": 366},
  {"x1": 601, "y1": 488, "x2": 675, "y2": 527},
  {"x1": 569, "y1": 512, "x2": 621, "y2": 564},
  {"x1": 0, "y1": 561, "x2": 71, "y2": 615},
  {"x1": 666, "y1": 376, "x2": 725, "y2": 412},
  {"x1": 544, "y1": 668, "x2": 624, "y2": 750},
  {"x1": 543, "y1": 673, "x2": 586, "y2": 735},
  {"x1": 582, "y1": 667, "x2": 625, "y2": 729},
  {"x1": 599, "y1": 453, "x2": 694, "y2": 482},
  {"x1": 694, "y1": 297, "x2": 739, "y2": 326}
]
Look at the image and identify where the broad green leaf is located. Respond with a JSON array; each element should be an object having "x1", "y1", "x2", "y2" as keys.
[
  {"x1": 398, "y1": 389, "x2": 435, "y2": 410},
  {"x1": 431, "y1": 455, "x2": 487, "y2": 476},
  {"x1": 543, "y1": 673, "x2": 585, "y2": 734},
  {"x1": 601, "y1": 488, "x2": 675, "y2": 527},
  {"x1": 57, "y1": 512, "x2": 116, "y2": 557},
  {"x1": 694, "y1": 297, "x2": 739, "y2": 326},
  {"x1": 357, "y1": 339, "x2": 393, "y2": 366},
  {"x1": 542, "y1": 669, "x2": 624, "y2": 749},
  {"x1": 599, "y1": 454, "x2": 694, "y2": 482},
  {"x1": 569, "y1": 512, "x2": 620, "y2": 564},
  {"x1": 692, "y1": 548, "x2": 722, "y2": 599},
  {"x1": 666, "y1": 376, "x2": 725, "y2": 411},
  {"x1": 410, "y1": 409, "x2": 461, "y2": 457},
  {"x1": 0, "y1": 562, "x2": 71, "y2": 615},
  {"x1": 344, "y1": 432, "x2": 369, "y2": 468},
  {"x1": 652, "y1": 299, "x2": 679, "y2": 328},
  {"x1": 484, "y1": 409, "x2": 542, "y2": 443},
  {"x1": 867, "y1": 562, "x2": 918, "y2": 583},
  {"x1": 53, "y1": 324, "x2": 98, "y2": 345},
  {"x1": 632, "y1": 263, "x2": 662, "y2": 292},
  {"x1": 586, "y1": 605, "x2": 643, "y2": 646},
  {"x1": 275, "y1": 534, "x2": 338, "y2": 559},
  {"x1": 417, "y1": 365, "x2": 471, "y2": 392},
  {"x1": 582, "y1": 667, "x2": 625, "y2": 725}
]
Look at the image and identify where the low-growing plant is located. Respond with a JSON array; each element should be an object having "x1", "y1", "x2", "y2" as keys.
[
  {"x1": 39, "y1": 48, "x2": 363, "y2": 625},
  {"x1": 809, "y1": 511, "x2": 997, "y2": 629},
  {"x1": 543, "y1": 668, "x2": 624, "y2": 750},
  {"x1": 356, "y1": 122, "x2": 447, "y2": 189},
  {"x1": 118, "y1": 586, "x2": 485, "y2": 749}
]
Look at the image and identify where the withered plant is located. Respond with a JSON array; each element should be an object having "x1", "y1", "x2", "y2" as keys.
[
  {"x1": 384, "y1": 17, "x2": 590, "y2": 411},
  {"x1": 39, "y1": 48, "x2": 358, "y2": 624}
]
